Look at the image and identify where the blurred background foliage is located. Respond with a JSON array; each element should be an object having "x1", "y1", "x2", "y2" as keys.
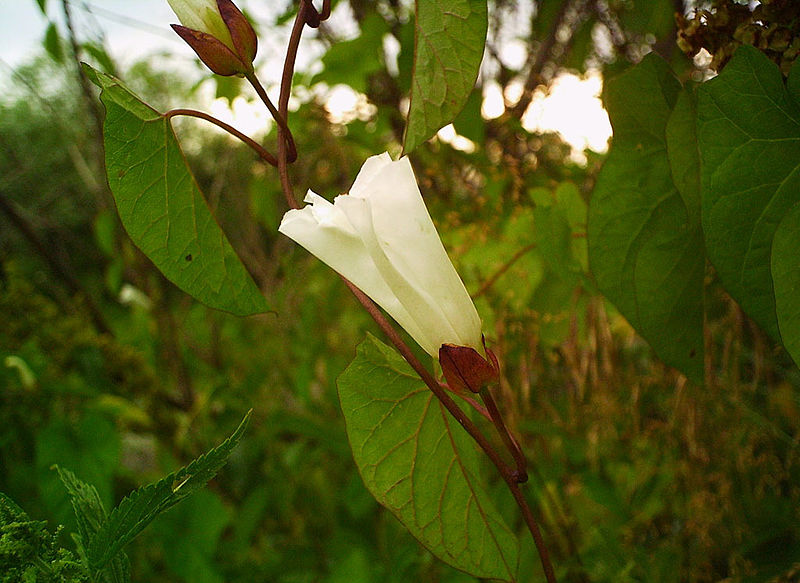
[{"x1": 2, "y1": 0, "x2": 800, "y2": 581}]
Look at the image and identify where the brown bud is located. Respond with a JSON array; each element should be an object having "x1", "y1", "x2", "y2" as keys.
[
  {"x1": 217, "y1": 0, "x2": 257, "y2": 67},
  {"x1": 439, "y1": 343, "x2": 499, "y2": 394},
  {"x1": 171, "y1": 24, "x2": 249, "y2": 76}
]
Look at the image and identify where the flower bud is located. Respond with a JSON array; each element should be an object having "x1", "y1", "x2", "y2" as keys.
[
  {"x1": 168, "y1": 0, "x2": 257, "y2": 76},
  {"x1": 439, "y1": 342, "x2": 499, "y2": 394}
]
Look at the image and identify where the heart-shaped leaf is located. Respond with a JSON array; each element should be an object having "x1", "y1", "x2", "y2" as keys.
[
  {"x1": 338, "y1": 335, "x2": 519, "y2": 581},
  {"x1": 85, "y1": 64, "x2": 268, "y2": 316}
]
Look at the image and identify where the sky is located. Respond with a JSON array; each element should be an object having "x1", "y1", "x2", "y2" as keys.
[
  {"x1": 0, "y1": 1, "x2": 611, "y2": 159},
  {"x1": 1, "y1": 1, "x2": 178, "y2": 70}
]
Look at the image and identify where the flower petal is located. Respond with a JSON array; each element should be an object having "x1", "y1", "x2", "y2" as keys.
[
  {"x1": 335, "y1": 194, "x2": 443, "y2": 354},
  {"x1": 343, "y1": 155, "x2": 482, "y2": 352},
  {"x1": 278, "y1": 192, "x2": 430, "y2": 349},
  {"x1": 349, "y1": 152, "x2": 393, "y2": 198}
]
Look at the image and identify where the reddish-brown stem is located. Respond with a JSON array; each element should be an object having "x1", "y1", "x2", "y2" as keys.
[
  {"x1": 473, "y1": 233, "x2": 585, "y2": 299},
  {"x1": 447, "y1": 386, "x2": 493, "y2": 422},
  {"x1": 343, "y1": 282, "x2": 515, "y2": 477},
  {"x1": 508, "y1": 479, "x2": 558, "y2": 583},
  {"x1": 164, "y1": 108, "x2": 278, "y2": 166},
  {"x1": 244, "y1": 72, "x2": 297, "y2": 163},
  {"x1": 481, "y1": 386, "x2": 528, "y2": 483},
  {"x1": 268, "y1": 3, "x2": 557, "y2": 582}
]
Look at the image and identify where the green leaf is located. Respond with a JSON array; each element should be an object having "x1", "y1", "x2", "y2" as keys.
[
  {"x1": 403, "y1": 0, "x2": 488, "y2": 154},
  {"x1": 150, "y1": 491, "x2": 231, "y2": 583},
  {"x1": 86, "y1": 411, "x2": 250, "y2": 571},
  {"x1": 589, "y1": 55, "x2": 704, "y2": 383},
  {"x1": 43, "y1": 22, "x2": 63, "y2": 63},
  {"x1": 698, "y1": 45, "x2": 800, "y2": 340},
  {"x1": 338, "y1": 335, "x2": 519, "y2": 582},
  {"x1": 81, "y1": 42, "x2": 117, "y2": 76},
  {"x1": 0, "y1": 493, "x2": 90, "y2": 582},
  {"x1": 55, "y1": 467, "x2": 130, "y2": 583},
  {"x1": 534, "y1": 205, "x2": 578, "y2": 282},
  {"x1": 314, "y1": 14, "x2": 388, "y2": 93},
  {"x1": 772, "y1": 202, "x2": 800, "y2": 367},
  {"x1": 55, "y1": 467, "x2": 107, "y2": 546},
  {"x1": 83, "y1": 64, "x2": 268, "y2": 317},
  {"x1": 452, "y1": 88, "x2": 485, "y2": 145}
]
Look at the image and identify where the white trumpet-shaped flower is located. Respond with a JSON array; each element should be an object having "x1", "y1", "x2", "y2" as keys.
[{"x1": 279, "y1": 153, "x2": 482, "y2": 357}]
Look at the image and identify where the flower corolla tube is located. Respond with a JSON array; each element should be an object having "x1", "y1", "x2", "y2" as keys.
[{"x1": 279, "y1": 153, "x2": 483, "y2": 358}]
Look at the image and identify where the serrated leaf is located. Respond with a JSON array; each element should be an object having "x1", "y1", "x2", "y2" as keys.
[
  {"x1": 55, "y1": 467, "x2": 130, "y2": 583},
  {"x1": 772, "y1": 202, "x2": 800, "y2": 367},
  {"x1": 698, "y1": 45, "x2": 800, "y2": 340},
  {"x1": 86, "y1": 411, "x2": 250, "y2": 571},
  {"x1": 55, "y1": 467, "x2": 107, "y2": 547},
  {"x1": 338, "y1": 335, "x2": 519, "y2": 582},
  {"x1": 403, "y1": 0, "x2": 488, "y2": 154},
  {"x1": 588, "y1": 55, "x2": 704, "y2": 383},
  {"x1": 83, "y1": 64, "x2": 268, "y2": 316}
]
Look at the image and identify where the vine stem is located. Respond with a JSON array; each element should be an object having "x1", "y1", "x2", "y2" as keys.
[
  {"x1": 164, "y1": 109, "x2": 278, "y2": 166},
  {"x1": 265, "y1": 2, "x2": 558, "y2": 581},
  {"x1": 481, "y1": 386, "x2": 528, "y2": 483}
]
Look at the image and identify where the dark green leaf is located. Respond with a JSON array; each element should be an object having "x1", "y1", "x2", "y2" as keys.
[
  {"x1": 403, "y1": 0, "x2": 488, "y2": 154},
  {"x1": 338, "y1": 335, "x2": 519, "y2": 582},
  {"x1": 589, "y1": 55, "x2": 704, "y2": 382},
  {"x1": 83, "y1": 65, "x2": 269, "y2": 316},
  {"x1": 698, "y1": 45, "x2": 800, "y2": 340},
  {"x1": 86, "y1": 411, "x2": 250, "y2": 571},
  {"x1": 35, "y1": 0, "x2": 47, "y2": 14},
  {"x1": 452, "y1": 88, "x2": 485, "y2": 145},
  {"x1": 43, "y1": 22, "x2": 63, "y2": 63},
  {"x1": 772, "y1": 203, "x2": 800, "y2": 367}
]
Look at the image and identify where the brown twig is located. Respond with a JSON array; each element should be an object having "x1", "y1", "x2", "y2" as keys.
[
  {"x1": 510, "y1": 0, "x2": 575, "y2": 118},
  {"x1": 0, "y1": 192, "x2": 111, "y2": 335},
  {"x1": 473, "y1": 243, "x2": 537, "y2": 298},
  {"x1": 164, "y1": 108, "x2": 278, "y2": 166}
]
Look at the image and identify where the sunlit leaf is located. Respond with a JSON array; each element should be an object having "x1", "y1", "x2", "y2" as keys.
[
  {"x1": 589, "y1": 55, "x2": 704, "y2": 383},
  {"x1": 338, "y1": 335, "x2": 519, "y2": 582},
  {"x1": 698, "y1": 45, "x2": 800, "y2": 340},
  {"x1": 84, "y1": 65, "x2": 268, "y2": 316},
  {"x1": 403, "y1": 0, "x2": 487, "y2": 154}
]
